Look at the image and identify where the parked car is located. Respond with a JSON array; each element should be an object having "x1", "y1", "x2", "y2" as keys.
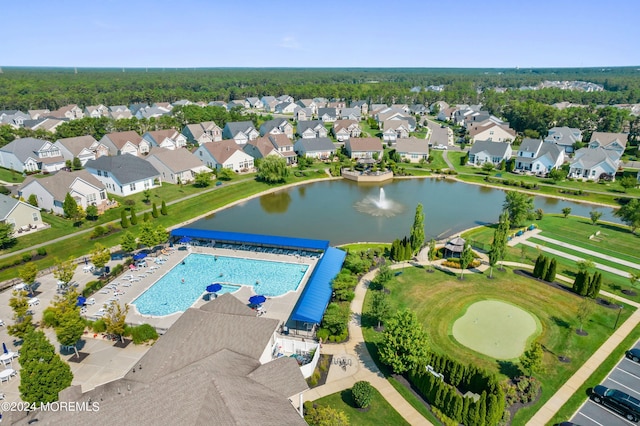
[
  {"x1": 626, "y1": 348, "x2": 640, "y2": 363},
  {"x1": 433, "y1": 144, "x2": 448, "y2": 150},
  {"x1": 591, "y1": 385, "x2": 640, "y2": 422}
]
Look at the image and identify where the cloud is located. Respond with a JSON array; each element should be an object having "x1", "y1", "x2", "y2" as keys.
[{"x1": 279, "y1": 36, "x2": 301, "y2": 50}]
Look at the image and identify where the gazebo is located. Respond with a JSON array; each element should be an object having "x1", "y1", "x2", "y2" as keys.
[{"x1": 444, "y1": 236, "x2": 466, "y2": 258}]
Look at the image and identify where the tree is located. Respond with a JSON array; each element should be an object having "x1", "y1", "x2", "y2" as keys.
[
  {"x1": 572, "y1": 271, "x2": 589, "y2": 296},
  {"x1": 427, "y1": 239, "x2": 437, "y2": 271},
  {"x1": 160, "y1": 200, "x2": 168, "y2": 215},
  {"x1": 42, "y1": 288, "x2": 80, "y2": 329},
  {"x1": 520, "y1": 342, "x2": 544, "y2": 376},
  {"x1": 0, "y1": 222, "x2": 16, "y2": 249},
  {"x1": 482, "y1": 162, "x2": 495, "y2": 173},
  {"x1": 55, "y1": 309, "x2": 85, "y2": 358},
  {"x1": 120, "y1": 231, "x2": 137, "y2": 253},
  {"x1": 321, "y1": 302, "x2": 350, "y2": 337},
  {"x1": 27, "y1": 194, "x2": 38, "y2": 207},
  {"x1": 103, "y1": 301, "x2": 129, "y2": 342},
  {"x1": 8, "y1": 290, "x2": 34, "y2": 338},
  {"x1": 370, "y1": 291, "x2": 391, "y2": 329},
  {"x1": 409, "y1": 203, "x2": 425, "y2": 254},
  {"x1": 19, "y1": 262, "x2": 39, "y2": 287},
  {"x1": 85, "y1": 204, "x2": 99, "y2": 221},
  {"x1": 488, "y1": 213, "x2": 509, "y2": 277},
  {"x1": 532, "y1": 254, "x2": 545, "y2": 278},
  {"x1": 619, "y1": 175, "x2": 637, "y2": 192},
  {"x1": 142, "y1": 189, "x2": 151, "y2": 203},
  {"x1": 379, "y1": 309, "x2": 429, "y2": 374},
  {"x1": 138, "y1": 222, "x2": 159, "y2": 248},
  {"x1": 629, "y1": 270, "x2": 640, "y2": 290},
  {"x1": 154, "y1": 225, "x2": 169, "y2": 246},
  {"x1": 120, "y1": 210, "x2": 130, "y2": 228},
  {"x1": 562, "y1": 207, "x2": 572, "y2": 218},
  {"x1": 53, "y1": 256, "x2": 75, "y2": 286},
  {"x1": 72, "y1": 204, "x2": 86, "y2": 225},
  {"x1": 548, "y1": 168, "x2": 567, "y2": 182},
  {"x1": 256, "y1": 156, "x2": 290, "y2": 183},
  {"x1": 589, "y1": 210, "x2": 603, "y2": 225},
  {"x1": 62, "y1": 193, "x2": 78, "y2": 219},
  {"x1": 216, "y1": 167, "x2": 235, "y2": 181},
  {"x1": 587, "y1": 272, "x2": 603, "y2": 299},
  {"x1": 544, "y1": 258, "x2": 557, "y2": 282},
  {"x1": 19, "y1": 330, "x2": 73, "y2": 404},
  {"x1": 577, "y1": 259, "x2": 595, "y2": 273},
  {"x1": 194, "y1": 171, "x2": 212, "y2": 187},
  {"x1": 143, "y1": 212, "x2": 151, "y2": 222},
  {"x1": 305, "y1": 404, "x2": 350, "y2": 426},
  {"x1": 352, "y1": 381, "x2": 373, "y2": 408},
  {"x1": 576, "y1": 298, "x2": 595, "y2": 335},
  {"x1": 503, "y1": 191, "x2": 534, "y2": 227},
  {"x1": 151, "y1": 202, "x2": 159, "y2": 218},
  {"x1": 130, "y1": 208, "x2": 138, "y2": 225},
  {"x1": 72, "y1": 156, "x2": 82, "y2": 170},
  {"x1": 90, "y1": 243, "x2": 111, "y2": 274},
  {"x1": 615, "y1": 199, "x2": 640, "y2": 233},
  {"x1": 458, "y1": 243, "x2": 474, "y2": 280}
]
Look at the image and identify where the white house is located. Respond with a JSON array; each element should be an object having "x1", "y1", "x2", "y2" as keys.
[
  {"x1": 182, "y1": 121, "x2": 223, "y2": 144},
  {"x1": 294, "y1": 137, "x2": 336, "y2": 160},
  {"x1": 222, "y1": 122, "x2": 259, "y2": 144},
  {"x1": 589, "y1": 132, "x2": 628, "y2": 156},
  {"x1": 514, "y1": 139, "x2": 565, "y2": 174},
  {"x1": 296, "y1": 120, "x2": 327, "y2": 139},
  {"x1": 85, "y1": 154, "x2": 161, "y2": 196},
  {"x1": 145, "y1": 147, "x2": 212, "y2": 184},
  {"x1": 544, "y1": 127, "x2": 582, "y2": 153},
  {"x1": 54, "y1": 135, "x2": 106, "y2": 166},
  {"x1": 194, "y1": 140, "x2": 254, "y2": 172},
  {"x1": 0, "y1": 193, "x2": 43, "y2": 231},
  {"x1": 18, "y1": 170, "x2": 109, "y2": 216},
  {"x1": 99, "y1": 131, "x2": 148, "y2": 156},
  {"x1": 395, "y1": 138, "x2": 430, "y2": 163},
  {"x1": 0, "y1": 137, "x2": 65, "y2": 173},
  {"x1": 259, "y1": 119, "x2": 294, "y2": 139},
  {"x1": 142, "y1": 129, "x2": 188, "y2": 150},
  {"x1": 468, "y1": 122, "x2": 516, "y2": 143},
  {"x1": 568, "y1": 148, "x2": 620, "y2": 181},
  {"x1": 332, "y1": 120, "x2": 361, "y2": 142},
  {"x1": 468, "y1": 140, "x2": 513, "y2": 166},
  {"x1": 345, "y1": 138, "x2": 383, "y2": 160}
]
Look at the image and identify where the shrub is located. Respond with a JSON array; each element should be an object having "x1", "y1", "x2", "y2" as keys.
[
  {"x1": 22, "y1": 252, "x2": 32, "y2": 262},
  {"x1": 352, "y1": 381, "x2": 373, "y2": 408},
  {"x1": 129, "y1": 324, "x2": 158, "y2": 344},
  {"x1": 92, "y1": 319, "x2": 107, "y2": 333},
  {"x1": 82, "y1": 280, "x2": 106, "y2": 297},
  {"x1": 91, "y1": 226, "x2": 106, "y2": 239},
  {"x1": 36, "y1": 247, "x2": 47, "y2": 256},
  {"x1": 316, "y1": 328, "x2": 330, "y2": 342},
  {"x1": 42, "y1": 310, "x2": 57, "y2": 328},
  {"x1": 110, "y1": 263, "x2": 124, "y2": 276}
]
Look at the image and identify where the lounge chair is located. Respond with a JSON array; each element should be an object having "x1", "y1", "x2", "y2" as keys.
[
  {"x1": 0, "y1": 319, "x2": 4, "y2": 326},
  {"x1": 86, "y1": 298, "x2": 96, "y2": 305}
]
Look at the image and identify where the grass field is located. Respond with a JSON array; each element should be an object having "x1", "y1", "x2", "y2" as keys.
[
  {"x1": 362, "y1": 265, "x2": 635, "y2": 425},
  {"x1": 311, "y1": 387, "x2": 410, "y2": 426}
]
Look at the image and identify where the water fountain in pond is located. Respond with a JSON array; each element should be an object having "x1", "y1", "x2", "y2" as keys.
[{"x1": 354, "y1": 187, "x2": 404, "y2": 217}]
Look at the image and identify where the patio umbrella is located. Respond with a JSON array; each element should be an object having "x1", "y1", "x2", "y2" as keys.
[
  {"x1": 133, "y1": 252, "x2": 147, "y2": 260},
  {"x1": 178, "y1": 236, "x2": 192, "y2": 244},
  {"x1": 2, "y1": 343, "x2": 7, "y2": 354},
  {"x1": 249, "y1": 295, "x2": 266, "y2": 305},
  {"x1": 76, "y1": 296, "x2": 86, "y2": 307},
  {"x1": 206, "y1": 283, "x2": 222, "y2": 293}
]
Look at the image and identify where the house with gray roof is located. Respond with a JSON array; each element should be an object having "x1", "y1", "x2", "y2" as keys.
[
  {"x1": 544, "y1": 126, "x2": 582, "y2": 153},
  {"x1": 468, "y1": 140, "x2": 513, "y2": 166},
  {"x1": 296, "y1": 99, "x2": 317, "y2": 115},
  {"x1": 317, "y1": 107, "x2": 338, "y2": 122},
  {"x1": 85, "y1": 154, "x2": 161, "y2": 196},
  {"x1": 227, "y1": 99, "x2": 249, "y2": 110},
  {"x1": 410, "y1": 104, "x2": 428, "y2": 115},
  {"x1": 207, "y1": 100, "x2": 228, "y2": 109},
  {"x1": 350, "y1": 100, "x2": 369, "y2": 115},
  {"x1": 295, "y1": 107, "x2": 314, "y2": 122},
  {"x1": 0, "y1": 110, "x2": 30, "y2": 127},
  {"x1": 569, "y1": 147, "x2": 620, "y2": 181},
  {"x1": 142, "y1": 129, "x2": 188, "y2": 150},
  {"x1": 0, "y1": 193, "x2": 42, "y2": 233},
  {"x1": 135, "y1": 104, "x2": 172, "y2": 119},
  {"x1": 21, "y1": 117, "x2": 66, "y2": 133},
  {"x1": 108, "y1": 105, "x2": 133, "y2": 120},
  {"x1": 296, "y1": 120, "x2": 327, "y2": 139},
  {"x1": 182, "y1": 121, "x2": 223, "y2": 144},
  {"x1": 589, "y1": 132, "x2": 628, "y2": 156},
  {"x1": 259, "y1": 118, "x2": 294, "y2": 139},
  {"x1": 222, "y1": 121, "x2": 259, "y2": 144},
  {"x1": 9, "y1": 294, "x2": 308, "y2": 426},
  {"x1": 514, "y1": 139, "x2": 565, "y2": 175},
  {"x1": 246, "y1": 97, "x2": 263, "y2": 109},
  {"x1": 395, "y1": 137, "x2": 430, "y2": 163},
  {"x1": 145, "y1": 147, "x2": 212, "y2": 184},
  {"x1": 0, "y1": 137, "x2": 65, "y2": 173},
  {"x1": 260, "y1": 96, "x2": 278, "y2": 112},
  {"x1": 18, "y1": 170, "x2": 109, "y2": 216},
  {"x1": 54, "y1": 135, "x2": 109, "y2": 165},
  {"x1": 340, "y1": 107, "x2": 361, "y2": 121},
  {"x1": 84, "y1": 104, "x2": 109, "y2": 118},
  {"x1": 274, "y1": 101, "x2": 299, "y2": 114},
  {"x1": 294, "y1": 137, "x2": 336, "y2": 160}
]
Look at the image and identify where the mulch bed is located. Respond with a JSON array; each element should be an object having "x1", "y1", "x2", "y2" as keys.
[
  {"x1": 512, "y1": 269, "x2": 574, "y2": 295},
  {"x1": 622, "y1": 289, "x2": 638, "y2": 297},
  {"x1": 68, "y1": 352, "x2": 90, "y2": 363},
  {"x1": 307, "y1": 354, "x2": 332, "y2": 389},
  {"x1": 113, "y1": 339, "x2": 132, "y2": 348},
  {"x1": 558, "y1": 355, "x2": 571, "y2": 363}
]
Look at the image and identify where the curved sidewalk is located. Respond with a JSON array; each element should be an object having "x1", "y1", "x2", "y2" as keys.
[{"x1": 305, "y1": 268, "x2": 432, "y2": 425}]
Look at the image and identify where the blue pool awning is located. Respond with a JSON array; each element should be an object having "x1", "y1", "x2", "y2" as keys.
[
  {"x1": 290, "y1": 247, "x2": 346, "y2": 324},
  {"x1": 170, "y1": 228, "x2": 330, "y2": 251}
]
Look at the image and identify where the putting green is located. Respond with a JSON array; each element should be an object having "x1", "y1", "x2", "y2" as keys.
[{"x1": 451, "y1": 300, "x2": 540, "y2": 360}]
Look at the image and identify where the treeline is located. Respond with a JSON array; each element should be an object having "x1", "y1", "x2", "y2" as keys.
[{"x1": 1, "y1": 67, "x2": 639, "y2": 111}]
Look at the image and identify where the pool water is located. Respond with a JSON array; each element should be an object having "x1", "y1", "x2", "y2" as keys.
[{"x1": 132, "y1": 253, "x2": 309, "y2": 316}]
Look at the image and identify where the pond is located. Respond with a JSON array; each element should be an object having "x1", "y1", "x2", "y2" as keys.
[{"x1": 192, "y1": 178, "x2": 620, "y2": 245}]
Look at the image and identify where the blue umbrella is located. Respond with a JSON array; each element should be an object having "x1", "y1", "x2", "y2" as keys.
[
  {"x1": 249, "y1": 295, "x2": 266, "y2": 305},
  {"x1": 76, "y1": 296, "x2": 86, "y2": 307},
  {"x1": 133, "y1": 252, "x2": 147, "y2": 260},
  {"x1": 2, "y1": 343, "x2": 7, "y2": 354},
  {"x1": 206, "y1": 283, "x2": 222, "y2": 293},
  {"x1": 178, "y1": 236, "x2": 192, "y2": 243}
]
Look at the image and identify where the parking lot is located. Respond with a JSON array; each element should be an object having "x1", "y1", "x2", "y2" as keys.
[{"x1": 571, "y1": 339, "x2": 640, "y2": 425}]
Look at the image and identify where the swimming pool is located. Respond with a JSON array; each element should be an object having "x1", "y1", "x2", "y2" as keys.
[{"x1": 132, "y1": 253, "x2": 309, "y2": 316}]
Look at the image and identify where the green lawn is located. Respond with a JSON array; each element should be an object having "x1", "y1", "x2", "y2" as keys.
[
  {"x1": 362, "y1": 266, "x2": 634, "y2": 425},
  {"x1": 427, "y1": 150, "x2": 448, "y2": 170},
  {"x1": 311, "y1": 387, "x2": 410, "y2": 426},
  {"x1": 0, "y1": 167, "x2": 24, "y2": 183}
]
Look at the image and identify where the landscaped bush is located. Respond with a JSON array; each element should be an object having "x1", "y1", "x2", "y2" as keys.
[
  {"x1": 442, "y1": 258, "x2": 481, "y2": 269},
  {"x1": 351, "y1": 381, "x2": 373, "y2": 408},
  {"x1": 316, "y1": 328, "x2": 330, "y2": 342},
  {"x1": 22, "y1": 252, "x2": 32, "y2": 262},
  {"x1": 36, "y1": 247, "x2": 47, "y2": 256},
  {"x1": 129, "y1": 324, "x2": 158, "y2": 344},
  {"x1": 83, "y1": 280, "x2": 106, "y2": 297},
  {"x1": 91, "y1": 226, "x2": 106, "y2": 239},
  {"x1": 92, "y1": 319, "x2": 106, "y2": 333}
]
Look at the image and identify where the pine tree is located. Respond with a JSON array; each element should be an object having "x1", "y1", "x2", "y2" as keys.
[
  {"x1": 573, "y1": 271, "x2": 586, "y2": 296},
  {"x1": 130, "y1": 208, "x2": 138, "y2": 225},
  {"x1": 545, "y1": 258, "x2": 557, "y2": 282},
  {"x1": 409, "y1": 203, "x2": 425, "y2": 254},
  {"x1": 588, "y1": 272, "x2": 603, "y2": 298},
  {"x1": 539, "y1": 257, "x2": 551, "y2": 281},
  {"x1": 143, "y1": 212, "x2": 151, "y2": 222},
  {"x1": 120, "y1": 210, "x2": 129, "y2": 229},
  {"x1": 532, "y1": 254, "x2": 545, "y2": 278},
  {"x1": 477, "y1": 392, "x2": 487, "y2": 426},
  {"x1": 462, "y1": 397, "x2": 471, "y2": 425},
  {"x1": 160, "y1": 200, "x2": 168, "y2": 215},
  {"x1": 152, "y1": 202, "x2": 159, "y2": 218}
]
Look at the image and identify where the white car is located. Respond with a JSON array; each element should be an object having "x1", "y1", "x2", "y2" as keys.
[{"x1": 433, "y1": 144, "x2": 448, "y2": 150}]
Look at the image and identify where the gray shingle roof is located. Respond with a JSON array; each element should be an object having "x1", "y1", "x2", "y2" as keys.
[
  {"x1": 1, "y1": 137, "x2": 52, "y2": 162},
  {"x1": 85, "y1": 154, "x2": 160, "y2": 184},
  {"x1": 544, "y1": 126, "x2": 582, "y2": 146},
  {"x1": 469, "y1": 140, "x2": 511, "y2": 157},
  {"x1": 571, "y1": 147, "x2": 619, "y2": 169},
  {"x1": 223, "y1": 121, "x2": 256, "y2": 138},
  {"x1": 395, "y1": 137, "x2": 429, "y2": 154},
  {"x1": 0, "y1": 194, "x2": 20, "y2": 220},
  {"x1": 55, "y1": 135, "x2": 98, "y2": 156},
  {"x1": 147, "y1": 147, "x2": 208, "y2": 173},
  {"x1": 294, "y1": 137, "x2": 335, "y2": 152},
  {"x1": 296, "y1": 120, "x2": 324, "y2": 134},
  {"x1": 20, "y1": 170, "x2": 105, "y2": 202},
  {"x1": 318, "y1": 107, "x2": 337, "y2": 118}
]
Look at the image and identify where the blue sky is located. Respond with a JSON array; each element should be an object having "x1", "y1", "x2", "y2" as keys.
[{"x1": 3, "y1": 0, "x2": 638, "y2": 68}]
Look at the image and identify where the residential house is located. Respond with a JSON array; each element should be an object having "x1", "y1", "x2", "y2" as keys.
[
  {"x1": 135, "y1": 104, "x2": 172, "y2": 119},
  {"x1": 128, "y1": 103, "x2": 149, "y2": 116},
  {"x1": 395, "y1": 138, "x2": 430, "y2": 163},
  {"x1": 297, "y1": 120, "x2": 328, "y2": 139},
  {"x1": 222, "y1": 121, "x2": 259, "y2": 144},
  {"x1": 312, "y1": 97, "x2": 328, "y2": 108},
  {"x1": 266, "y1": 134, "x2": 296, "y2": 165},
  {"x1": 18, "y1": 170, "x2": 109, "y2": 216},
  {"x1": 227, "y1": 100, "x2": 249, "y2": 110},
  {"x1": 468, "y1": 122, "x2": 516, "y2": 143},
  {"x1": 145, "y1": 147, "x2": 212, "y2": 184},
  {"x1": 345, "y1": 137, "x2": 383, "y2": 160},
  {"x1": 467, "y1": 140, "x2": 513, "y2": 166},
  {"x1": 54, "y1": 135, "x2": 105, "y2": 166},
  {"x1": 84, "y1": 105, "x2": 109, "y2": 118},
  {"x1": 194, "y1": 140, "x2": 254, "y2": 172},
  {"x1": 332, "y1": 120, "x2": 361, "y2": 141},
  {"x1": 108, "y1": 105, "x2": 133, "y2": 120},
  {"x1": 589, "y1": 132, "x2": 628, "y2": 156},
  {"x1": 0, "y1": 194, "x2": 42, "y2": 231},
  {"x1": 260, "y1": 96, "x2": 278, "y2": 112},
  {"x1": 49, "y1": 104, "x2": 84, "y2": 120},
  {"x1": 294, "y1": 137, "x2": 336, "y2": 160},
  {"x1": 382, "y1": 120, "x2": 410, "y2": 144},
  {"x1": 544, "y1": 126, "x2": 582, "y2": 153},
  {"x1": 171, "y1": 100, "x2": 192, "y2": 108},
  {"x1": 437, "y1": 106, "x2": 457, "y2": 121},
  {"x1": 430, "y1": 101, "x2": 450, "y2": 114},
  {"x1": 7, "y1": 294, "x2": 308, "y2": 426},
  {"x1": 246, "y1": 97, "x2": 263, "y2": 109},
  {"x1": 182, "y1": 121, "x2": 223, "y2": 144},
  {"x1": 142, "y1": 129, "x2": 188, "y2": 150},
  {"x1": 295, "y1": 107, "x2": 313, "y2": 122},
  {"x1": 85, "y1": 154, "x2": 161, "y2": 196},
  {"x1": 28, "y1": 109, "x2": 50, "y2": 120},
  {"x1": 259, "y1": 119, "x2": 294, "y2": 139},
  {"x1": 410, "y1": 104, "x2": 428, "y2": 115},
  {"x1": 350, "y1": 100, "x2": 369, "y2": 115},
  {"x1": 243, "y1": 137, "x2": 281, "y2": 161},
  {"x1": 0, "y1": 110, "x2": 30, "y2": 128},
  {"x1": 339, "y1": 108, "x2": 361, "y2": 121},
  {"x1": 296, "y1": 99, "x2": 317, "y2": 115},
  {"x1": 391, "y1": 104, "x2": 410, "y2": 114},
  {"x1": 274, "y1": 102, "x2": 298, "y2": 114},
  {"x1": 0, "y1": 137, "x2": 65, "y2": 173},
  {"x1": 208, "y1": 101, "x2": 228, "y2": 109},
  {"x1": 317, "y1": 108, "x2": 338, "y2": 123},
  {"x1": 21, "y1": 118, "x2": 66, "y2": 133},
  {"x1": 327, "y1": 101, "x2": 346, "y2": 112},
  {"x1": 99, "y1": 131, "x2": 148, "y2": 156},
  {"x1": 277, "y1": 95, "x2": 294, "y2": 103},
  {"x1": 514, "y1": 139, "x2": 565, "y2": 174},
  {"x1": 369, "y1": 104, "x2": 389, "y2": 116},
  {"x1": 377, "y1": 110, "x2": 416, "y2": 131},
  {"x1": 568, "y1": 148, "x2": 620, "y2": 181}
]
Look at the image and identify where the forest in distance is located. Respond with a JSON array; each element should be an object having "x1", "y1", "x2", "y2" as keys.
[{"x1": 1, "y1": 66, "x2": 640, "y2": 112}]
